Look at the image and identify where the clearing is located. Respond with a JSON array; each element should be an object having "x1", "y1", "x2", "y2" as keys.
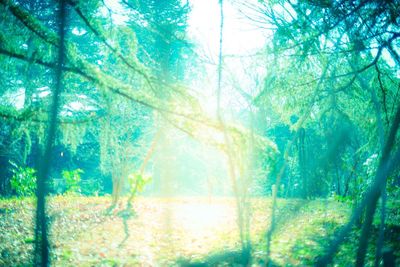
[{"x1": 1, "y1": 196, "x2": 397, "y2": 266}]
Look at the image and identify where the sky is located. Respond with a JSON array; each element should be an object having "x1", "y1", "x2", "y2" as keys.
[
  {"x1": 187, "y1": 0, "x2": 269, "y2": 117},
  {"x1": 188, "y1": 0, "x2": 266, "y2": 59},
  {"x1": 100, "y1": 0, "x2": 271, "y2": 117}
]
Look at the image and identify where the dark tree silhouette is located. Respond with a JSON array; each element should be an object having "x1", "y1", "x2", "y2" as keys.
[{"x1": 34, "y1": 1, "x2": 66, "y2": 265}]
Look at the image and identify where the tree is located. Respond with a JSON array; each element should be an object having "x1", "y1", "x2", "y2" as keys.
[
  {"x1": 235, "y1": 0, "x2": 400, "y2": 264},
  {"x1": 0, "y1": 1, "x2": 280, "y2": 263}
]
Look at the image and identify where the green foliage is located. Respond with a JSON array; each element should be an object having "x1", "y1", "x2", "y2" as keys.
[
  {"x1": 333, "y1": 194, "x2": 353, "y2": 204},
  {"x1": 62, "y1": 169, "x2": 83, "y2": 194},
  {"x1": 9, "y1": 161, "x2": 37, "y2": 197},
  {"x1": 128, "y1": 173, "x2": 152, "y2": 196}
]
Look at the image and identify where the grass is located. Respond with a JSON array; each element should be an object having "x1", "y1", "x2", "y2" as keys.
[{"x1": 0, "y1": 196, "x2": 398, "y2": 266}]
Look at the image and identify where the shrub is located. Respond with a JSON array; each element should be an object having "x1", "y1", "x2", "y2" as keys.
[
  {"x1": 62, "y1": 168, "x2": 83, "y2": 194},
  {"x1": 9, "y1": 161, "x2": 37, "y2": 197}
]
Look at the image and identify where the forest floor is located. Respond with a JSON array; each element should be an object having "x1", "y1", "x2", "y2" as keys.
[{"x1": 0, "y1": 196, "x2": 399, "y2": 266}]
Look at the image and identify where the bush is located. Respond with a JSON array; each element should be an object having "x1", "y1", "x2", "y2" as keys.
[
  {"x1": 9, "y1": 161, "x2": 37, "y2": 197},
  {"x1": 62, "y1": 169, "x2": 83, "y2": 194}
]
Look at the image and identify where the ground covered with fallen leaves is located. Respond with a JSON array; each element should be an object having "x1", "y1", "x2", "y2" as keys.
[{"x1": 1, "y1": 196, "x2": 399, "y2": 266}]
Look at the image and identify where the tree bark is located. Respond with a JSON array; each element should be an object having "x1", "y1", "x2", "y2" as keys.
[{"x1": 34, "y1": 1, "x2": 66, "y2": 266}]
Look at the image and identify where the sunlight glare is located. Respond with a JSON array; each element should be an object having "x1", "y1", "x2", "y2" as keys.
[{"x1": 174, "y1": 201, "x2": 233, "y2": 235}]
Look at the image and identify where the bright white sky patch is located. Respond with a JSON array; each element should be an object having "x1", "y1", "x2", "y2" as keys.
[
  {"x1": 36, "y1": 86, "x2": 51, "y2": 98},
  {"x1": 11, "y1": 88, "x2": 25, "y2": 110},
  {"x1": 188, "y1": 0, "x2": 266, "y2": 59},
  {"x1": 64, "y1": 100, "x2": 97, "y2": 112},
  {"x1": 67, "y1": 101, "x2": 85, "y2": 110},
  {"x1": 188, "y1": 0, "x2": 268, "y2": 117},
  {"x1": 72, "y1": 27, "x2": 87, "y2": 36},
  {"x1": 101, "y1": 0, "x2": 130, "y2": 25}
]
